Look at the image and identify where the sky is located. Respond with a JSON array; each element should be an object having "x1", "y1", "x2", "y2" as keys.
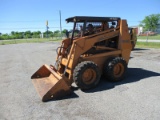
[{"x1": 0, "y1": 0, "x2": 160, "y2": 34}]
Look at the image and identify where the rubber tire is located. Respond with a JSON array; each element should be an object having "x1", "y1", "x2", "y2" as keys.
[
  {"x1": 101, "y1": 57, "x2": 115, "y2": 77},
  {"x1": 104, "y1": 57, "x2": 127, "y2": 82},
  {"x1": 73, "y1": 61, "x2": 101, "y2": 90},
  {"x1": 131, "y1": 42, "x2": 136, "y2": 50}
]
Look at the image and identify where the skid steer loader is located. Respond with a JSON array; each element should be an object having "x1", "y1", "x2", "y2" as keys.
[{"x1": 31, "y1": 16, "x2": 136, "y2": 102}]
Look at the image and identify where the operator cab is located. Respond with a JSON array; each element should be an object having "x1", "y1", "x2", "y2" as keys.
[{"x1": 65, "y1": 16, "x2": 121, "y2": 40}]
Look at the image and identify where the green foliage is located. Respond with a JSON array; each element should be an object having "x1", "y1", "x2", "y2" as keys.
[
  {"x1": 24, "y1": 31, "x2": 32, "y2": 38},
  {"x1": 0, "y1": 29, "x2": 67, "y2": 40},
  {"x1": 136, "y1": 41, "x2": 160, "y2": 48},
  {"x1": 62, "y1": 29, "x2": 67, "y2": 33},
  {"x1": 11, "y1": 31, "x2": 23, "y2": 39},
  {"x1": 137, "y1": 34, "x2": 160, "y2": 40},
  {"x1": 53, "y1": 30, "x2": 61, "y2": 38},
  {"x1": 32, "y1": 31, "x2": 41, "y2": 38},
  {"x1": 0, "y1": 38, "x2": 62, "y2": 45},
  {"x1": 140, "y1": 14, "x2": 160, "y2": 31},
  {"x1": 43, "y1": 30, "x2": 53, "y2": 38},
  {"x1": 0, "y1": 31, "x2": 40, "y2": 40}
]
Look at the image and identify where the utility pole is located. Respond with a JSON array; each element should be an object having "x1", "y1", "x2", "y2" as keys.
[
  {"x1": 46, "y1": 20, "x2": 49, "y2": 38},
  {"x1": 59, "y1": 10, "x2": 62, "y2": 39},
  {"x1": 146, "y1": 29, "x2": 149, "y2": 43}
]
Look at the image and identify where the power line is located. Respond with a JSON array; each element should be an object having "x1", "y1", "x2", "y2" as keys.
[
  {"x1": 0, "y1": 26, "x2": 72, "y2": 30},
  {"x1": 0, "y1": 20, "x2": 141, "y2": 32},
  {"x1": 0, "y1": 20, "x2": 141, "y2": 23},
  {"x1": 0, "y1": 19, "x2": 66, "y2": 23}
]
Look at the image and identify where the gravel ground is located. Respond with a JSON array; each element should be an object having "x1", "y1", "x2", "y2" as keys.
[{"x1": 0, "y1": 42, "x2": 160, "y2": 120}]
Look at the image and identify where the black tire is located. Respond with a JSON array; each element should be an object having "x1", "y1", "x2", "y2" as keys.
[
  {"x1": 131, "y1": 42, "x2": 136, "y2": 50},
  {"x1": 103, "y1": 57, "x2": 127, "y2": 82},
  {"x1": 73, "y1": 61, "x2": 101, "y2": 90},
  {"x1": 101, "y1": 57, "x2": 115, "y2": 77}
]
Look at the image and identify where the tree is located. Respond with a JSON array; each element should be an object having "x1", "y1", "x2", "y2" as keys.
[
  {"x1": 53, "y1": 30, "x2": 60, "y2": 37},
  {"x1": 8, "y1": 31, "x2": 24, "y2": 39},
  {"x1": 140, "y1": 14, "x2": 160, "y2": 31},
  {"x1": 54, "y1": 30, "x2": 60, "y2": 34},
  {"x1": 0, "y1": 34, "x2": 9, "y2": 40},
  {"x1": 43, "y1": 31, "x2": 53, "y2": 38},
  {"x1": 32, "y1": 31, "x2": 41, "y2": 38},
  {"x1": 24, "y1": 31, "x2": 32, "y2": 38},
  {"x1": 11, "y1": 31, "x2": 15, "y2": 35},
  {"x1": 62, "y1": 29, "x2": 67, "y2": 33}
]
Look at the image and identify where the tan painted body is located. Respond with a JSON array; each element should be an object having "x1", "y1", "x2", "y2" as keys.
[{"x1": 31, "y1": 17, "x2": 134, "y2": 101}]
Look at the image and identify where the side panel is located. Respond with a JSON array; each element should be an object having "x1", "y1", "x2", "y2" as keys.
[
  {"x1": 118, "y1": 20, "x2": 132, "y2": 63},
  {"x1": 130, "y1": 28, "x2": 137, "y2": 49},
  {"x1": 71, "y1": 30, "x2": 120, "y2": 69},
  {"x1": 81, "y1": 50, "x2": 121, "y2": 72}
]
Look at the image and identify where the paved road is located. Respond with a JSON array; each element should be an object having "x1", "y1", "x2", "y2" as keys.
[{"x1": 0, "y1": 42, "x2": 160, "y2": 120}]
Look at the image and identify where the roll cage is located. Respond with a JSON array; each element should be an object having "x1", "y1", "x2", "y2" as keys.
[{"x1": 66, "y1": 16, "x2": 121, "y2": 40}]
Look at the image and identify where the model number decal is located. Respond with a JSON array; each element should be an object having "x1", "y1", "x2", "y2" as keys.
[{"x1": 122, "y1": 40, "x2": 130, "y2": 43}]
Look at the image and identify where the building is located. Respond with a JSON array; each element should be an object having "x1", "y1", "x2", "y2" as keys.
[
  {"x1": 130, "y1": 20, "x2": 160, "y2": 35},
  {"x1": 129, "y1": 26, "x2": 142, "y2": 35}
]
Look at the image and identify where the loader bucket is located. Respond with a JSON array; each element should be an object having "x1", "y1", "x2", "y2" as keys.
[{"x1": 31, "y1": 64, "x2": 71, "y2": 102}]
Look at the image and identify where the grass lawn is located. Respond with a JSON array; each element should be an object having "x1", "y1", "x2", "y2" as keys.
[
  {"x1": 1, "y1": 37, "x2": 160, "y2": 49},
  {"x1": 136, "y1": 41, "x2": 160, "y2": 49},
  {"x1": 137, "y1": 34, "x2": 160, "y2": 40},
  {"x1": 0, "y1": 38, "x2": 62, "y2": 45}
]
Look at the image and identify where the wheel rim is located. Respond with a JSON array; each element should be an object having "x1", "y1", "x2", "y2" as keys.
[
  {"x1": 82, "y1": 68, "x2": 96, "y2": 85},
  {"x1": 113, "y1": 63, "x2": 124, "y2": 78}
]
